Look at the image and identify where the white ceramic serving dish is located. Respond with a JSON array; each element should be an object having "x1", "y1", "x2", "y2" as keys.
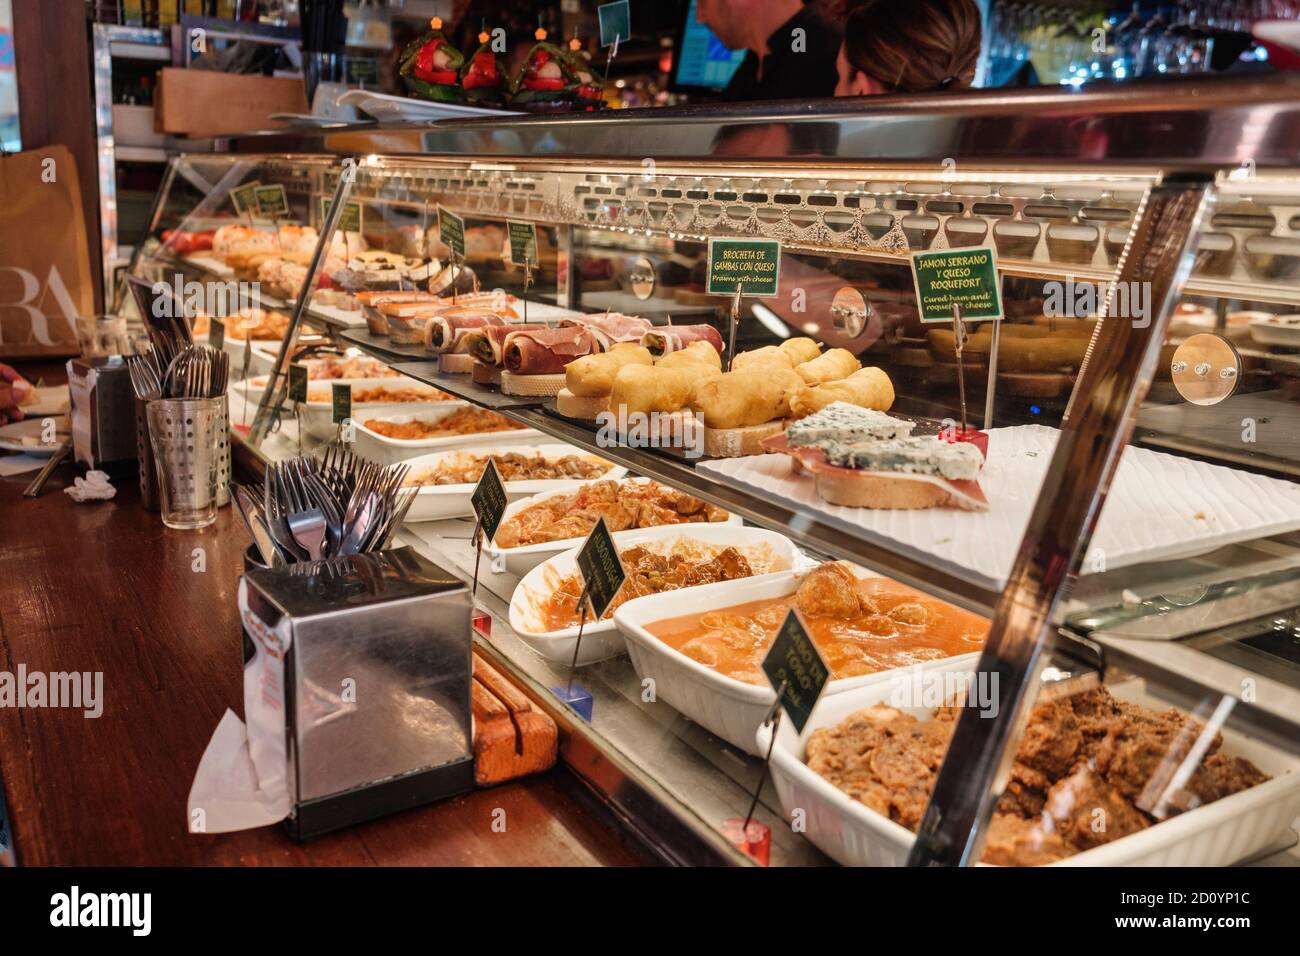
[
  {"x1": 400, "y1": 443, "x2": 626, "y2": 522},
  {"x1": 299, "y1": 378, "x2": 463, "y2": 442},
  {"x1": 486, "y1": 477, "x2": 743, "y2": 578},
  {"x1": 299, "y1": 355, "x2": 402, "y2": 380},
  {"x1": 613, "y1": 567, "x2": 962, "y2": 756},
  {"x1": 352, "y1": 410, "x2": 540, "y2": 465},
  {"x1": 1249, "y1": 313, "x2": 1300, "y2": 348},
  {"x1": 508, "y1": 525, "x2": 802, "y2": 667},
  {"x1": 237, "y1": 372, "x2": 418, "y2": 406},
  {"x1": 757, "y1": 658, "x2": 1300, "y2": 867}
]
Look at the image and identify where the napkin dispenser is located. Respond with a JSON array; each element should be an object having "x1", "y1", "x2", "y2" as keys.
[
  {"x1": 241, "y1": 547, "x2": 475, "y2": 841},
  {"x1": 67, "y1": 355, "x2": 136, "y2": 469}
]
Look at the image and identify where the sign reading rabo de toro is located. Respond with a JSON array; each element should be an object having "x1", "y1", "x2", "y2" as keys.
[{"x1": 910, "y1": 245, "x2": 1003, "y2": 323}]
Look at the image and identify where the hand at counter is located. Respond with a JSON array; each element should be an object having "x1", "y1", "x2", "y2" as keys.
[{"x1": 0, "y1": 363, "x2": 33, "y2": 426}]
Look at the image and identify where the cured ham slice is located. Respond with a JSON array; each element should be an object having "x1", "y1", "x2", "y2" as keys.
[
  {"x1": 561, "y1": 312, "x2": 652, "y2": 351},
  {"x1": 641, "y1": 324, "x2": 724, "y2": 357},
  {"x1": 503, "y1": 327, "x2": 597, "y2": 375}
]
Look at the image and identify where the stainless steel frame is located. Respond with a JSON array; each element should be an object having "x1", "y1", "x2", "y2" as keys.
[
  {"x1": 219, "y1": 74, "x2": 1300, "y2": 170},
  {"x1": 250, "y1": 168, "x2": 357, "y2": 442}
]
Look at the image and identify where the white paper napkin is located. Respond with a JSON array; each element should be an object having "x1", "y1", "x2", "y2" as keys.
[{"x1": 187, "y1": 580, "x2": 293, "y2": 834}]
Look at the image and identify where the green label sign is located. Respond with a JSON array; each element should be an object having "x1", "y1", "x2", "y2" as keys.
[
  {"x1": 288, "y1": 362, "x2": 308, "y2": 404},
  {"x1": 231, "y1": 181, "x2": 262, "y2": 215},
  {"x1": 345, "y1": 57, "x2": 379, "y2": 86},
  {"x1": 598, "y1": 0, "x2": 632, "y2": 48},
  {"x1": 910, "y1": 246, "x2": 1003, "y2": 323},
  {"x1": 209, "y1": 317, "x2": 226, "y2": 351},
  {"x1": 576, "y1": 516, "x2": 626, "y2": 620},
  {"x1": 438, "y1": 206, "x2": 465, "y2": 259},
  {"x1": 254, "y1": 185, "x2": 290, "y2": 220},
  {"x1": 321, "y1": 198, "x2": 363, "y2": 234},
  {"x1": 331, "y1": 383, "x2": 351, "y2": 424},
  {"x1": 507, "y1": 220, "x2": 538, "y2": 266},
  {"x1": 706, "y1": 238, "x2": 781, "y2": 297},
  {"x1": 471, "y1": 457, "x2": 509, "y2": 544},
  {"x1": 761, "y1": 608, "x2": 829, "y2": 733}
]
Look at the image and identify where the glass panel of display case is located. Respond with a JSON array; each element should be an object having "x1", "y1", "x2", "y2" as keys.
[{"x1": 1051, "y1": 172, "x2": 1300, "y2": 791}]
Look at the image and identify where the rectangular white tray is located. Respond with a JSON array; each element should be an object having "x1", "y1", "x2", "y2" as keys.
[
  {"x1": 400, "y1": 443, "x2": 626, "y2": 522},
  {"x1": 698, "y1": 424, "x2": 1300, "y2": 592},
  {"x1": 759, "y1": 659, "x2": 1300, "y2": 867}
]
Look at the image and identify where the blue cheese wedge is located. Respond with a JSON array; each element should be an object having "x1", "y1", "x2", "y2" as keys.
[
  {"x1": 787, "y1": 402, "x2": 915, "y2": 447},
  {"x1": 823, "y1": 436, "x2": 983, "y2": 482}
]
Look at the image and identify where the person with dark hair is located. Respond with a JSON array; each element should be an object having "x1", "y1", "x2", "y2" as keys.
[
  {"x1": 833, "y1": 0, "x2": 983, "y2": 96},
  {"x1": 696, "y1": 0, "x2": 840, "y2": 101}
]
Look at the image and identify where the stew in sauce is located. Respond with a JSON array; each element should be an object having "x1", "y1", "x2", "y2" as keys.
[{"x1": 645, "y1": 563, "x2": 988, "y2": 686}]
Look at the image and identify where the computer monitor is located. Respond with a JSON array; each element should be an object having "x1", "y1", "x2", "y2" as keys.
[{"x1": 670, "y1": 0, "x2": 748, "y2": 93}]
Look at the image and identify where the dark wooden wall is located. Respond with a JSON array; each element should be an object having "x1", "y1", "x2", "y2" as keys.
[{"x1": 11, "y1": 0, "x2": 103, "y2": 313}]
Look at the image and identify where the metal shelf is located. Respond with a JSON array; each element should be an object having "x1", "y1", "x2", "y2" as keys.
[{"x1": 143, "y1": 253, "x2": 355, "y2": 332}]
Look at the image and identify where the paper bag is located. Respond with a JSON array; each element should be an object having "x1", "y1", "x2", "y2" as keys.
[{"x1": 0, "y1": 145, "x2": 94, "y2": 359}]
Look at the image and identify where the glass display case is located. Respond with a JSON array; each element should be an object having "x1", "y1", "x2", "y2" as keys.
[{"x1": 122, "y1": 74, "x2": 1300, "y2": 866}]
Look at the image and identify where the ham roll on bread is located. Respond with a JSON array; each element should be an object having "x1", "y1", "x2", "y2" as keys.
[
  {"x1": 504, "y1": 327, "x2": 598, "y2": 375},
  {"x1": 424, "y1": 310, "x2": 501, "y2": 353},
  {"x1": 465, "y1": 323, "x2": 545, "y2": 367},
  {"x1": 641, "y1": 324, "x2": 724, "y2": 357}
]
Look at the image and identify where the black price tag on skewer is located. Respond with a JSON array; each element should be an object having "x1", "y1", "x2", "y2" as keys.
[
  {"x1": 210, "y1": 317, "x2": 225, "y2": 351},
  {"x1": 761, "y1": 608, "x2": 829, "y2": 734},
  {"x1": 470, "y1": 458, "x2": 508, "y2": 598},
  {"x1": 576, "y1": 517, "x2": 626, "y2": 621},
  {"x1": 254, "y1": 185, "x2": 290, "y2": 220},
  {"x1": 470, "y1": 458, "x2": 508, "y2": 546},
  {"x1": 507, "y1": 220, "x2": 538, "y2": 266},
  {"x1": 331, "y1": 383, "x2": 351, "y2": 424},
  {"x1": 231, "y1": 181, "x2": 262, "y2": 215},
  {"x1": 288, "y1": 362, "x2": 308, "y2": 404},
  {"x1": 438, "y1": 205, "x2": 466, "y2": 260}
]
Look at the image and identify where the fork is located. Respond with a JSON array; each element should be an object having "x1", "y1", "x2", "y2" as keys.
[
  {"x1": 280, "y1": 461, "x2": 328, "y2": 561},
  {"x1": 264, "y1": 466, "x2": 307, "y2": 562}
]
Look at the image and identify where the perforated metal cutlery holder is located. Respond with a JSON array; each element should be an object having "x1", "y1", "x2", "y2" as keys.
[
  {"x1": 134, "y1": 396, "x2": 159, "y2": 512},
  {"x1": 145, "y1": 396, "x2": 231, "y2": 519}
]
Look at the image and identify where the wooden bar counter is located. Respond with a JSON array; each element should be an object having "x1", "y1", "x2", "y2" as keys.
[{"x1": 0, "y1": 428, "x2": 650, "y2": 866}]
